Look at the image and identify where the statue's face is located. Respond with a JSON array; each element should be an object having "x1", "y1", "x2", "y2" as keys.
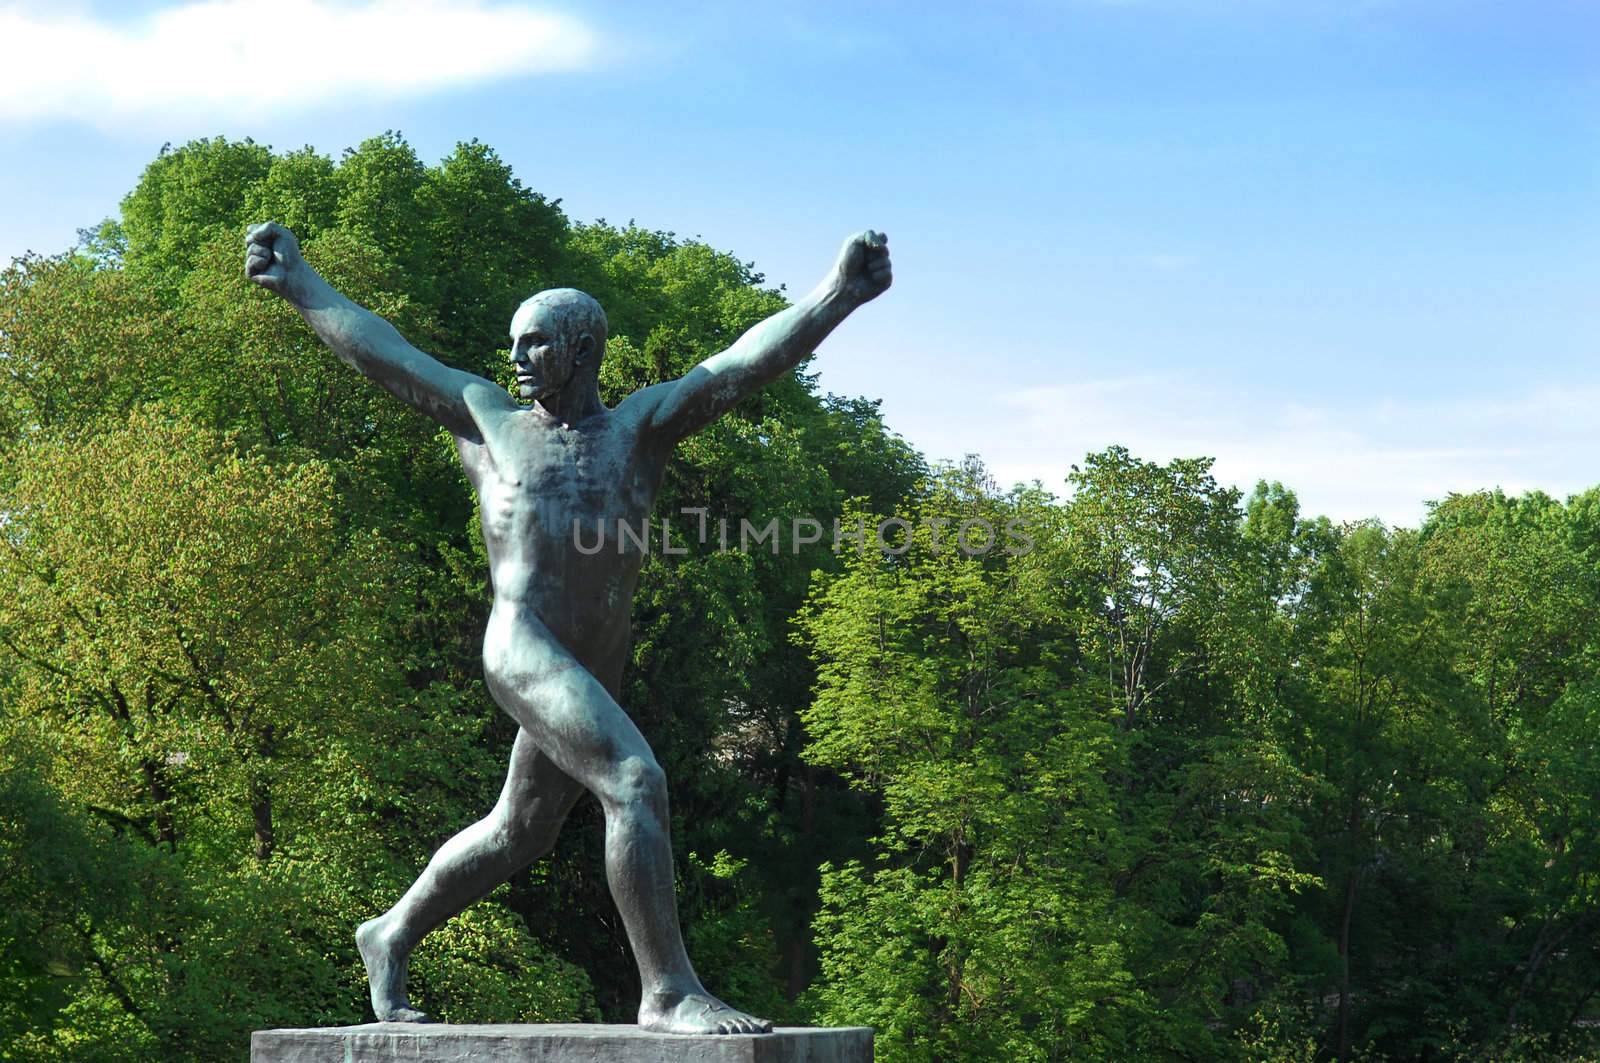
[{"x1": 509, "y1": 302, "x2": 579, "y2": 402}]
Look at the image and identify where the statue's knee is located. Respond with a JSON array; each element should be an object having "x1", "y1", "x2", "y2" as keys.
[
  {"x1": 494, "y1": 801, "x2": 561, "y2": 861},
  {"x1": 485, "y1": 804, "x2": 521, "y2": 851},
  {"x1": 604, "y1": 754, "x2": 667, "y2": 814}
]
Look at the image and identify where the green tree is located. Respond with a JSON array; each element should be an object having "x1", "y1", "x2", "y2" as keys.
[{"x1": 799, "y1": 465, "x2": 1146, "y2": 1060}]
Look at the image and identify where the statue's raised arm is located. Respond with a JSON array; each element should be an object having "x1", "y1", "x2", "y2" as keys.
[
  {"x1": 643, "y1": 230, "x2": 892, "y2": 443},
  {"x1": 245, "y1": 222, "x2": 513, "y2": 440}
]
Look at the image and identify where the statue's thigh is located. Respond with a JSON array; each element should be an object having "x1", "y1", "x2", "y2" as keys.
[{"x1": 485, "y1": 615, "x2": 657, "y2": 791}]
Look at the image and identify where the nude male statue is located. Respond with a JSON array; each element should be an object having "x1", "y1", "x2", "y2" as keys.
[{"x1": 244, "y1": 220, "x2": 891, "y2": 1035}]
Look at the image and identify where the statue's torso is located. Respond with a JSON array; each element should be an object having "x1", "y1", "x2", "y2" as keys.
[{"x1": 459, "y1": 402, "x2": 668, "y2": 682}]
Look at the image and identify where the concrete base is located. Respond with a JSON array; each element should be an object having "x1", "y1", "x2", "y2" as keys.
[{"x1": 251, "y1": 1023, "x2": 873, "y2": 1062}]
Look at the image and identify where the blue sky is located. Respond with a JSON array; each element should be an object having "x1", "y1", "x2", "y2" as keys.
[{"x1": 1, "y1": 0, "x2": 1595, "y2": 524}]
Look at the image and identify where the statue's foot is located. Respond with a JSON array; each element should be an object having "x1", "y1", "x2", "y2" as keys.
[
  {"x1": 639, "y1": 987, "x2": 772, "y2": 1035},
  {"x1": 356, "y1": 916, "x2": 432, "y2": 1023}
]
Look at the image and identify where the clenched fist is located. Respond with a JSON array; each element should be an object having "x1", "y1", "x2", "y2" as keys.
[
  {"x1": 830, "y1": 230, "x2": 892, "y2": 306},
  {"x1": 244, "y1": 222, "x2": 307, "y2": 302}
]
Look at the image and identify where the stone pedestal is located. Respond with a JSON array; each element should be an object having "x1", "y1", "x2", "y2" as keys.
[{"x1": 251, "y1": 1023, "x2": 873, "y2": 1062}]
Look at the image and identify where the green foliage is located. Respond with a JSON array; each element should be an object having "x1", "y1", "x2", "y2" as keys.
[
  {"x1": 119, "y1": 138, "x2": 274, "y2": 284},
  {"x1": 0, "y1": 747, "x2": 137, "y2": 1058},
  {"x1": 796, "y1": 459, "x2": 1600, "y2": 1060}
]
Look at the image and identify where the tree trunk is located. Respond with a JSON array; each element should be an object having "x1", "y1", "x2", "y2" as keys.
[
  {"x1": 947, "y1": 835, "x2": 972, "y2": 1014},
  {"x1": 1336, "y1": 868, "x2": 1359, "y2": 1060},
  {"x1": 250, "y1": 777, "x2": 274, "y2": 861},
  {"x1": 140, "y1": 757, "x2": 177, "y2": 852}
]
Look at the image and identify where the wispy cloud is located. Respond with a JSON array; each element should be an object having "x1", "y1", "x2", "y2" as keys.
[
  {"x1": 0, "y1": 1, "x2": 597, "y2": 126},
  {"x1": 967, "y1": 374, "x2": 1600, "y2": 527}
]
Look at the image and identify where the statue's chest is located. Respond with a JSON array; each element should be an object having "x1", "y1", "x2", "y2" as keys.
[{"x1": 479, "y1": 418, "x2": 659, "y2": 532}]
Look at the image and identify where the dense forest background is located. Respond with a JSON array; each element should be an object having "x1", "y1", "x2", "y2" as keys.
[{"x1": 2, "y1": 136, "x2": 1597, "y2": 1062}]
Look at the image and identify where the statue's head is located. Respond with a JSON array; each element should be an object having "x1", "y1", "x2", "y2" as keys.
[{"x1": 508, "y1": 288, "x2": 608, "y2": 402}]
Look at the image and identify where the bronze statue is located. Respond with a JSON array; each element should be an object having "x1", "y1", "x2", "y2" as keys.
[{"x1": 245, "y1": 221, "x2": 891, "y2": 1035}]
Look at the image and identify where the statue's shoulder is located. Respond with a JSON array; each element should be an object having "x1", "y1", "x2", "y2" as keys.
[
  {"x1": 446, "y1": 377, "x2": 514, "y2": 442},
  {"x1": 611, "y1": 381, "x2": 675, "y2": 430},
  {"x1": 462, "y1": 376, "x2": 519, "y2": 416}
]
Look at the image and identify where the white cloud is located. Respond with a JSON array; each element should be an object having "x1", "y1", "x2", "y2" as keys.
[
  {"x1": 950, "y1": 374, "x2": 1600, "y2": 528},
  {"x1": 0, "y1": 1, "x2": 597, "y2": 126}
]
